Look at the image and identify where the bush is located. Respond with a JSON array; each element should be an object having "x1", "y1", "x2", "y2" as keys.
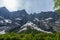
[{"x1": 0, "y1": 32, "x2": 60, "y2": 40}]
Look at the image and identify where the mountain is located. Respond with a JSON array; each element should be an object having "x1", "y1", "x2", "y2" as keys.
[{"x1": 0, "y1": 7, "x2": 60, "y2": 34}]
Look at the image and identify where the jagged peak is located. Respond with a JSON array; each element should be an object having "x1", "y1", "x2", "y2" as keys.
[
  {"x1": 0, "y1": 7, "x2": 9, "y2": 12},
  {"x1": 0, "y1": 7, "x2": 6, "y2": 9}
]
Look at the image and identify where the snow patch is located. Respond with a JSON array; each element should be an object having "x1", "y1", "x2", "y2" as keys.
[
  {"x1": 20, "y1": 21, "x2": 52, "y2": 33},
  {"x1": 18, "y1": 28, "x2": 27, "y2": 32},
  {"x1": 0, "y1": 30, "x2": 5, "y2": 34},
  {"x1": 15, "y1": 22, "x2": 20, "y2": 26},
  {"x1": 45, "y1": 17, "x2": 53, "y2": 20},
  {"x1": 33, "y1": 18, "x2": 40, "y2": 21},
  {"x1": 4, "y1": 19, "x2": 12, "y2": 23},
  {"x1": 15, "y1": 18, "x2": 22, "y2": 20}
]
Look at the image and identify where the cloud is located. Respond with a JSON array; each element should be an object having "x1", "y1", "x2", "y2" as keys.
[
  {"x1": 0, "y1": 0, "x2": 4, "y2": 7},
  {"x1": 17, "y1": 0, "x2": 54, "y2": 13},
  {"x1": 0, "y1": 0, "x2": 54, "y2": 14}
]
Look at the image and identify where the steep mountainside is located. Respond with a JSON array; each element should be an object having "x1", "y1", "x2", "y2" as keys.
[{"x1": 0, "y1": 7, "x2": 60, "y2": 34}]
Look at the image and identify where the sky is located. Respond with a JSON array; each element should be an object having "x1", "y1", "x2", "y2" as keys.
[{"x1": 0, "y1": 0, "x2": 54, "y2": 14}]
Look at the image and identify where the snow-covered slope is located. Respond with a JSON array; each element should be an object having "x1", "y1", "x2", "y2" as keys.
[
  {"x1": 18, "y1": 21, "x2": 52, "y2": 33},
  {"x1": 0, "y1": 30, "x2": 5, "y2": 34}
]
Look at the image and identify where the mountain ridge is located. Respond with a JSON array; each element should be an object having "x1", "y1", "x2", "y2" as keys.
[{"x1": 0, "y1": 7, "x2": 60, "y2": 34}]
